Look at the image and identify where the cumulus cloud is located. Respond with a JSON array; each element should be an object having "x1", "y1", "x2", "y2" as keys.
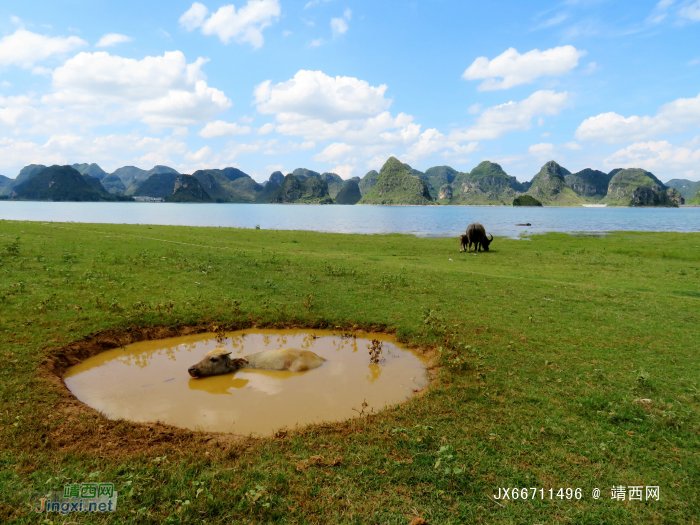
[
  {"x1": 575, "y1": 92, "x2": 700, "y2": 143},
  {"x1": 184, "y1": 145, "x2": 212, "y2": 162},
  {"x1": 180, "y1": 0, "x2": 281, "y2": 49},
  {"x1": 0, "y1": 132, "x2": 188, "y2": 175},
  {"x1": 462, "y1": 46, "x2": 585, "y2": 91},
  {"x1": 527, "y1": 142, "x2": 555, "y2": 159},
  {"x1": 452, "y1": 90, "x2": 570, "y2": 141},
  {"x1": 604, "y1": 139, "x2": 700, "y2": 178},
  {"x1": 255, "y1": 70, "x2": 391, "y2": 122},
  {"x1": 95, "y1": 33, "x2": 133, "y2": 48},
  {"x1": 44, "y1": 50, "x2": 231, "y2": 128},
  {"x1": 199, "y1": 120, "x2": 251, "y2": 138},
  {"x1": 314, "y1": 142, "x2": 355, "y2": 162},
  {"x1": 0, "y1": 29, "x2": 86, "y2": 68},
  {"x1": 179, "y1": 2, "x2": 209, "y2": 31}
]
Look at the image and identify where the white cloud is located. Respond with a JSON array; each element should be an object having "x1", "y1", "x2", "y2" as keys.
[
  {"x1": 0, "y1": 132, "x2": 189, "y2": 175},
  {"x1": 45, "y1": 50, "x2": 231, "y2": 128},
  {"x1": 331, "y1": 9, "x2": 351, "y2": 37},
  {"x1": 184, "y1": 145, "x2": 212, "y2": 162},
  {"x1": 452, "y1": 90, "x2": 570, "y2": 141},
  {"x1": 199, "y1": 120, "x2": 251, "y2": 138},
  {"x1": 282, "y1": 30, "x2": 293, "y2": 37},
  {"x1": 402, "y1": 129, "x2": 446, "y2": 162},
  {"x1": 255, "y1": 70, "x2": 391, "y2": 122},
  {"x1": 467, "y1": 103, "x2": 482, "y2": 115},
  {"x1": 462, "y1": 46, "x2": 586, "y2": 91},
  {"x1": 180, "y1": 2, "x2": 209, "y2": 31},
  {"x1": 333, "y1": 164, "x2": 355, "y2": 179},
  {"x1": 443, "y1": 142, "x2": 479, "y2": 157},
  {"x1": 314, "y1": 142, "x2": 354, "y2": 162},
  {"x1": 95, "y1": 33, "x2": 133, "y2": 48},
  {"x1": 304, "y1": 0, "x2": 331, "y2": 8},
  {"x1": 252, "y1": 70, "x2": 494, "y2": 164},
  {"x1": 563, "y1": 141, "x2": 582, "y2": 150},
  {"x1": 181, "y1": 0, "x2": 281, "y2": 49},
  {"x1": 605, "y1": 139, "x2": 700, "y2": 178},
  {"x1": 533, "y1": 13, "x2": 568, "y2": 30},
  {"x1": 575, "y1": 92, "x2": 700, "y2": 143},
  {"x1": 331, "y1": 17, "x2": 348, "y2": 36},
  {"x1": 648, "y1": 0, "x2": 700, "y2": 24},
  {"x1": 308, "y1": 38, "x2": 325, "y2": 48},
  {"x1": 582, "y1": 62, "x2": 597, "y2": 74},
  {"x1": 528, "y1": 142, "x2": 555, "y2": 159},
  {"x1": 647, "y1": 0, "x2": 676, "y2": 24},
  {"x1": 680, "y1": 0, "x2": 700, "y2": 22},
  {"x1": 0, "y1": 29, "x2": 86, "y2": 68},
  {"x1": 239, "y1": 115, "x2": 254, "y2": 123},
  {"x1": 31, "y1": 66, "x2": 52, "y2": 76},
  {"x1": 528, "y1": 140, "x2": 582, "y2": 161},
  {"x1": 258, "y1": 123, "x2": 275, "y2": 134}
]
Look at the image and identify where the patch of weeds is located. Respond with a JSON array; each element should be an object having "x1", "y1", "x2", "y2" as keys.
[
  {"x1": 379, "y1": 272, "x2": 406, "y2": 290},
  {"x1": 245, "y1": 485, "x2": 270, "y2": 507},
  {"x1": 325, "y1": 262, "x2": 356, "y2": 277},
  {"x1": 302, "y1": 294, "x2": 314, "y2": 314},
  {"x1": 5, "y1": 237, "x2": 20, "y2": 256},
  {"x1": 434, "y1": 445, "x2": 463, "y2": 476}
]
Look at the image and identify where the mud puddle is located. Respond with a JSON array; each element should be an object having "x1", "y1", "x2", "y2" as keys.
[{"x1": 64, "y1": 329, "x2": 429, "y2": 436}]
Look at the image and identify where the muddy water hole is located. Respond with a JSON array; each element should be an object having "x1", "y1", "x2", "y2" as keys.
[{"x1": 64, "y1": 329, "x2": 429, "y2": 436}]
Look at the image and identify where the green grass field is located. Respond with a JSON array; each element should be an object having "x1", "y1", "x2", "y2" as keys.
[{"x1": 0, "y1": 220, "x2": 698, "y2": 524}]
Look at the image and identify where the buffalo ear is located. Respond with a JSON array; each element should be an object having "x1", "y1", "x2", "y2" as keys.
[{"x1": 231, "y1": 358, "x2": 248, "y2": 369}]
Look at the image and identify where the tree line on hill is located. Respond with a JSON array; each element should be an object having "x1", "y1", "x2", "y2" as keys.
[{"x1": 0, "y1": 157, "x2": 696, "y2": 206}]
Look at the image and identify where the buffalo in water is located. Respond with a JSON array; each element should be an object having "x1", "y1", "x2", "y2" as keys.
[{"x1": 461, "y1": 223, "x2": 493, "y2": 252}]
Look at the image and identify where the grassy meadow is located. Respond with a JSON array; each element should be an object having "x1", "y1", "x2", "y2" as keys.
[{"x1": 0, "y1": 219, "x2": 698, "y2": 524}]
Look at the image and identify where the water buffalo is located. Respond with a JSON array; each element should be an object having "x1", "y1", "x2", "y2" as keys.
[
  {"x1": 459, "y1": 234, "x2": 469, "y2": 252},
  {"x1": 188, "y1": 348, "x2": 326, "y2": 378},
  {"x1": 462, "y1": 222, "x2": 493, "y2": 252}
]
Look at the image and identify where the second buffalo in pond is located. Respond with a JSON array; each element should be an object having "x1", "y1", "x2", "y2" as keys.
[{"x1": 460, "y1": 222, "x2": 493, "y2": 253}]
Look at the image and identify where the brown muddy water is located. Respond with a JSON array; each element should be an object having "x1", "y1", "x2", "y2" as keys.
[{"x1": 64, "y1": 329, "x2": 429, "y2": 436}]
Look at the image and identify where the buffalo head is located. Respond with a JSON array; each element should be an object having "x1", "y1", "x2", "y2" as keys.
[{"x1": 482, "y1": 234, "x2": 494, "y2": 251}]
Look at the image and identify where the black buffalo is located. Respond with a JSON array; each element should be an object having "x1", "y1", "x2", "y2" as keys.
[{"x1": 461, "y1": 223, "x2": 493, "y2": 252}]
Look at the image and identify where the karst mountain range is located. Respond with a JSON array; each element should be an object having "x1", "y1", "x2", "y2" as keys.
[{"x1": 1, "y1": 157, "x2": 697, "y2": 207}]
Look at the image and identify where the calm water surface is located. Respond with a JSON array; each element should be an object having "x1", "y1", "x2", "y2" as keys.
[
  {"x1": 64, "y1": 329, "x2": 428, "y2": 435},
  {"x1": 1, "y1": 201, "x2": 699, "y2": 237}
]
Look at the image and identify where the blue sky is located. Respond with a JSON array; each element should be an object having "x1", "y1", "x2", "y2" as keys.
[{"x1": 0, "y1": 0, "x2": 699, "y2": 182}]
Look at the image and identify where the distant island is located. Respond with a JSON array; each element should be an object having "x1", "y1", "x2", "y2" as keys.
[{"x1": 0, "y1": 157, "x2": 694, "y2": 207}]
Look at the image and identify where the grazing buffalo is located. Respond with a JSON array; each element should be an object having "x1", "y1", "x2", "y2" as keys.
[
  {"x1": 462, "y1": 222, "x2": 493, "y2": 252},
  {"x1": 188, "y1": 348, "x2": 326, "y2": 378}
]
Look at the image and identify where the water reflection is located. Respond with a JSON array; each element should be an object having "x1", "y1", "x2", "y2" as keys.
[
  {"x1": 188, "y1": 377, "x2": 250, "y2": 395},
  {"x1": 64, "y1": 329, "x2": 429, "y2": 436}
]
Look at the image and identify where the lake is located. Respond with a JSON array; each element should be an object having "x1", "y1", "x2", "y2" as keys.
[{"x1": 1, "y1": 201, "x2": 699, "y2": 238}]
